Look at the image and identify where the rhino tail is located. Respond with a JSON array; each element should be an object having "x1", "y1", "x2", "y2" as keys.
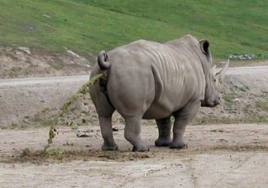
[{"x1": 97, "y1": 50, "x2": 111, "y2": 70}]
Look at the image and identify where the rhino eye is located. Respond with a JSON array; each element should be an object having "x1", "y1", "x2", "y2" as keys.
[{"x1": 213, "y1": 78, "x2": 216, "y2": 82}]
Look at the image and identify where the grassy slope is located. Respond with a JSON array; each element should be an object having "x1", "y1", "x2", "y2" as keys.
[{"x1": 0, "y1": 0, "x2": 267, "y2": 59}]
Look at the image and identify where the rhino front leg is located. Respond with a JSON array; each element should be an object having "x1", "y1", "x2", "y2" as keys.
[
  {"x1": 155, "y1": 117, "x2": 172, "y2": 147},
  {"x1": 124, "y1": 116, "x2": 149, "y2": 152},
  {"x1": 170, "y1": 101, "x2": 200, "y2": 149}
]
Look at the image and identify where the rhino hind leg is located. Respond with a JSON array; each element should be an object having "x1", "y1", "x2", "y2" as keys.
[
  {"x1": 99, "y1": 116, "x2": 118, "y2": 151},
  {"x1": 90, "y1": 84, "x2": 118, "y2": 151},
  {"x1": 170, "y1": 101, "x2": 200, "y2": 149},
  {"x1": 124, "y1": 116, "x2": 149, "y2": 152},
  {"x1": 155, "y1": 117, "x2": 172, "y2": 147}
]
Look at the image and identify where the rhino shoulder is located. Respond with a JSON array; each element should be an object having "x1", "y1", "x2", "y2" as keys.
[
  {"x1": 166, "y1": 34, "x2": 199, "y2": 48},
  {"x1": 130, "y1": 39, "x2": 161, "y2": 48}
]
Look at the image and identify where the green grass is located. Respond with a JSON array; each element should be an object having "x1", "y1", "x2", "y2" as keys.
[{"x1": 0, "y1": 0, "x2": 267, "y2": 59}]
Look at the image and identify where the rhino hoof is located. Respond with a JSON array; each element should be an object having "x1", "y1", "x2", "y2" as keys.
[
  {"x1": 132, "y1": 145, "x2": 150, "y2": 152},
  {"x1": 169, "y1": 143, "x2": 188, "y2": 150},
  {"x1": 155, "y1": 138, "x2": 172, "y2": 147},
  {"x1": 102, "y1": 144, "x2": 119, "y2": 151}
]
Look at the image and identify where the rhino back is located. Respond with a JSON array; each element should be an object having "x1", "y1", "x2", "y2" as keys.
[{"x1": 105, "y1": 39, "x2": 205, "y2": 118}]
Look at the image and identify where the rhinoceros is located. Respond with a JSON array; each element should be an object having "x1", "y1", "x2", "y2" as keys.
[{"x1": 89, "y1": 34, "x2": 228, "y2": 152}]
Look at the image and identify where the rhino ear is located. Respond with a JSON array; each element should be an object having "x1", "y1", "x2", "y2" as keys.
[{"x1": 199, "y1": 40, "x2": 210, "y2": 55}]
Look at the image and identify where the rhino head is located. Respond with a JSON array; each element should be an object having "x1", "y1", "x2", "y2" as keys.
[{"x1": 199, "y1": 40, "x2": 229, "y2": 107}]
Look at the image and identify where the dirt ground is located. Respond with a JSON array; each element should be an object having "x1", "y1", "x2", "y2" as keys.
[
  {"x1": 1, "y1": 123, "x2": 268, "y2": 188},
  {"x1": 0, "y1": 75, "x2": 89, "y2": 128},
  {"x1": 0, "y1": 47, "x2": 267, "y2": 187},
  {"x1": 0, "y1": 47, "x2": 91, "y2": 79}
]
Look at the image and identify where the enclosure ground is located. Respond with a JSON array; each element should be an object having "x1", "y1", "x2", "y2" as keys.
[{"x1": 0, "y1": 124, "x2": 267, "y2": 188}]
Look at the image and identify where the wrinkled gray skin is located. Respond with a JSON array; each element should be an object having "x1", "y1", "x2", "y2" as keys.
[{"x1": 90, "y1": 34, "x2": 228, "y2": 152}]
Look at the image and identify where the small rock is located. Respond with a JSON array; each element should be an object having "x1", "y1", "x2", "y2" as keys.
[
  {"x1": 234, "y1": 98, "x2": 240, "y2": 102},
  {"x1": 76, "y1": 130, "x2": 91, "y2": 137},
  {"x1": 43, "y1": 14, "x2": 51, "y2": 18},
  {"x1": 218, "y1": 138, "x2": 228, "y2": 143},
  {"x1": 17, "y1": 47, "x2": 31, "y2": 55},
  {"x1": 66, "y1": 50, "x2": 80, "y2": 58}
]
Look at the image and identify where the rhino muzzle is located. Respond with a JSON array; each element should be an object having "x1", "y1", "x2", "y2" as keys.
[{"x1": 201, "y1": 97, "x2": 220, "y2": 107}]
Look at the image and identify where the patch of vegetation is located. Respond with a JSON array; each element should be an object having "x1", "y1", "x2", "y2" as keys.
[
  {"x1": 60, "y1": 73, "x2": 103, "y2": 115},
  {"x1": 253, "y1": 98, "x2": 268, "y2": 122},
  {"x1": 223, "y1": 94, "x2": 236, "y2": 104},
  {"x1": 256, "y1": 98, "x2": 268, "y2": 112},
  {"x1": 61, "y1": 95, "x2": 80, "y2": 114},
  {"x1": 0, "y1": 0, "x2": 267, "y2": 59},
  {"x1": 223, "y1": 93, "x2": 237, "y2": 112},
  {"x1": 2, "y1": 148, "x2": 153, "y2": 164}
]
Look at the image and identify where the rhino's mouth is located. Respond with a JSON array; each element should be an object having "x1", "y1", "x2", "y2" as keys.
[{"x1": 201, "y1": 99, "x2": 220, "y2": 107}]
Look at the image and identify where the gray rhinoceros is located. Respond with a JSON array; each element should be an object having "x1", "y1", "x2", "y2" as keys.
[{"x1": 89, "y1": 34, "x2": 228, "y2": 152}]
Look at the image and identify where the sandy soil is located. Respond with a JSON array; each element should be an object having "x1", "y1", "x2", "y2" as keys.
[{"x1": 1, "y1": 123, "x2": 268, "y2": 188}]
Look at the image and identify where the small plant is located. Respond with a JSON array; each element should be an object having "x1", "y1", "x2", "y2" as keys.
[
  {"x1": 45, "y1": 72, "x2": 106, "y2": 152},
  {"x1": 48, "y1": 126, "x2": 58, "y2": 144},
  {"x1": 43, "y1": 125, "x2": 58, "y2": 152}
]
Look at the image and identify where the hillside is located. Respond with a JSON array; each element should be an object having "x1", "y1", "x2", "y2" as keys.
[{"x1": 0, "y1": 0, "x2": 267, "y2": 59}]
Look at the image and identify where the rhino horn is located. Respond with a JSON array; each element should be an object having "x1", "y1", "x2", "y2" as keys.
[{"x1": 213, "y1": 59, "x2": 230, "y2": 77}]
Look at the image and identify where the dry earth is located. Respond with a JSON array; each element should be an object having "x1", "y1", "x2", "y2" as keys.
[
  {"x1": 0, "y1": 75, "x2": 89, "y2": 128},
  {"x1": 0, "y1": 123, "x2": 268, "y2": 188},
  {"x1": 0, "y1": 47, "x2": 91, "y2": 79},
  {"x1": 0, "y1": 47, "x2": 268, "y2": 187}
]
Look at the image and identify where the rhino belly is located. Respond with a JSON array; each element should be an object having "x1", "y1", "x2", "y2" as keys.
[
  {"x1": 142, "y1": 98, "x2": 182, "y2": 119},
  {"x1": 142, "y1": 83, "x2": 194, "y2": 119},
  {"x1": 143, "y1": 106, "x2": 172, "y2": 119}
]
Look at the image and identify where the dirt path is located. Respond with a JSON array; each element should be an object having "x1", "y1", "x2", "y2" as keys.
[
  {"x1": 225, "y1": 65, "x2": 268, "y2": 75},
  {"x1": 0, "y1": 75, "x2": 89, "y2": 87},
  {"x1": 1, "y1": 123, "x2": 268, "y2": 188}
]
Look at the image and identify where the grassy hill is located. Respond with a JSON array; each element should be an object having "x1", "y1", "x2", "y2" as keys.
[{"x1": 0, "y1": 0, "x2": 267, "y2": 59}]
